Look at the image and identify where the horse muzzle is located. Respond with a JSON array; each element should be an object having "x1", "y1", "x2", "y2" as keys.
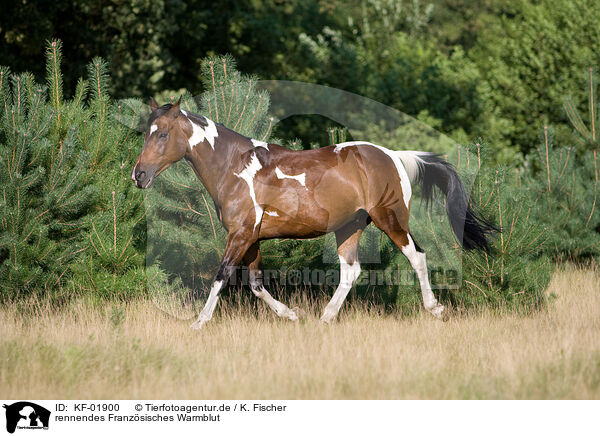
[{"x1": 132, "y1": 166, "x2": 156, "y2": 189}]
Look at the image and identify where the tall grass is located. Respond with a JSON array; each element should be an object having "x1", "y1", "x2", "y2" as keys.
[{"x1": 0, "y1": 266, "x2": 598, "y2": 399}]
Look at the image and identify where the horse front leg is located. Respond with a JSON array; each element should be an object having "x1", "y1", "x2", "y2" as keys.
[{"x1": 190, "y1": 229, "x2": 255, "y2": 330}]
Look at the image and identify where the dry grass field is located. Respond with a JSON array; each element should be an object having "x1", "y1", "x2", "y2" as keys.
[{"x1": 1, "y1": 265, "x2": 599, "y2": 399}]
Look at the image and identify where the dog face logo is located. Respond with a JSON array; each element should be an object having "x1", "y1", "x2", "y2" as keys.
[{"x1": 3, "y1": 402, "x2": 50, "y2": 434}]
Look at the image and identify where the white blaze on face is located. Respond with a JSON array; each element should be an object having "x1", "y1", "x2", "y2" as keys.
[
  {"x1": 251, "y1": 138, "x2": 269, "y2": 150},
  {"x1": 182, "y1": 110, "x2": 219, "y2": 150},
  {"x1": 234, "y1": 153, "x2": 264, "y2": 230},
  {"x1": 334, "y1": 141, "x2": 412, "y2": 208},
  {"x1": 265, "y1": 210, "x2": 279, "y2": 217},
  {"x1": 149, "y1": 124, "x2": 158, "y2": 135},
  {"x1": 275, "y1": 167, "x2": 306, "y2": 187}
]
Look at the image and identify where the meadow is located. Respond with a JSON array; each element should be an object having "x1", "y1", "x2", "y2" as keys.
[{"x1": 1, "y1": 265, "x2": 598, "y2": 400}]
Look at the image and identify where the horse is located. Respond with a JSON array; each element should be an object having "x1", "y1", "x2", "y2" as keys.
[{"x1": 132, "y1": 97, "x2": 495, "y2": 329}]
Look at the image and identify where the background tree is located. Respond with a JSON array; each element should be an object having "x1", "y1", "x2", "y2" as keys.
[
  {"x1": 3, "y1": 0, "x2": 600, "y2": 164},
  {"x1": 0, "y1": 40, "x2": 148, "y2": 300}
]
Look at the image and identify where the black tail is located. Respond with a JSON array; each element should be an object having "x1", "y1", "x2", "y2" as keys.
[{"x1": 396, "y1": 151, "x2": 497, "y2": 252}]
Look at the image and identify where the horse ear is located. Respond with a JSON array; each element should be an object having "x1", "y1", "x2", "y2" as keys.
[
  {"x1": 149, "y1": 96, "x2": 159, "y2": 111},
  {"x1": 166, "y1": 97, "x2": 182, "y2": 118}
]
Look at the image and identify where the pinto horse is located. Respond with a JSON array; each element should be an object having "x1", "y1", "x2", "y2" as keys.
[{"x1": 133, "y1": 98, "x2": 494, "y2": 329}]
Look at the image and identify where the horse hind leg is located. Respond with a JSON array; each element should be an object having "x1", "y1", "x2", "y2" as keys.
[
  {"x1": 244, "y1": 242, "x2": 300, "y2": 321},
  {"x1": 320, "y1": 220, "x2": 365, "y2": 323},
  {"x1": 401, "y1": 232, "x2": 446, "y2": 320},
  {"x1": 369, "y1": 207, "x2": 447, "y2": 320}
]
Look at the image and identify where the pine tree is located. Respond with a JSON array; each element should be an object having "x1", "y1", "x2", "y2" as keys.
[
  {"x1": 556, "y1": 67, "x2": 600, "y2": 259},
  {"x1": 0, "y1": 40, "x2": 147, "y2": 300},
  {"x1": 67, "y1": 57, "x2": 148, "y2": 299},
  {"x1": 0, "y1": 66, "x2": 71, "y2": 294},
  {"x1": 455, "y1": 147, "x2": 552, "y2": 311}
]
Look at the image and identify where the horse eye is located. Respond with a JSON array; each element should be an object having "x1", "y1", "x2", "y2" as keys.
[{"x1": 159, "y1": 132, "x2": 168, "y2": 139}]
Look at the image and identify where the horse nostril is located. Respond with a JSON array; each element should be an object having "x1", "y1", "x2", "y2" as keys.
[{"x1": 136, "y1": 170, "x2": 146, "y2": 181}]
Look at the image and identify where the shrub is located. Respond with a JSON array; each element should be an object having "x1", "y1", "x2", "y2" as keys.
[{"x1": 0, "y1": 40, "x2": 147, "y2": 300}]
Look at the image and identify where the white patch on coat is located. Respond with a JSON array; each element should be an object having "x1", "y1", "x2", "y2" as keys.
[
  {"x1": 334, "y1": 141, "x2": 413, "y2": 208},
  {"x1": 333, "y1": 142, "x2": 353, "y2": 153},
  {"x1": 182, "y1": 111, "x2": 219, "y2": 150},
  {"x1": 251, "y1": 139, "x2": 269, "y2": 150},
  {"x1": 265, "y1": 210, "x2": 279, "y2": 217},
  {"x1": 234, "y1": 153, "x2": 264, "y2": 230},
  {"x1": 149, "y1": 124, "x2": 158, "y2": 135},
  {"x1": 275, "y1": 167, "x2": 306, "y2": 187}
]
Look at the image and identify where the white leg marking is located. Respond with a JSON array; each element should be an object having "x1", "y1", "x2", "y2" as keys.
[
  {"x1": 275, "y1": 167, "x2": 306, "y2": 187},
  {"x1": 251, "y1": 138, "x2": 269, "y2": 150},
  {"x1": 234, "y1": 153, "x2": 264, "y2": 231},
  {"x1": 335, "y1": 141, "x2": 412, "y2": 208},
  {"x1": 183, "y1": 111, "x2": 219, "y2": 149},
  {"x1": 250, "y1": 277, "x2": 298, "y2": 321},
  {"x1": 320, "y1": 255, "x2": 361, "y2": 323},
  {"x1": 190, "y1": 280, "x2": 224, "y2": 330},
  {"x1": 401, "y1": 234, "x2": 445, "y2": 319}
]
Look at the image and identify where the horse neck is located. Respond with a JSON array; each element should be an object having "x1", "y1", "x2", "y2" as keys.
[{"x1": 184, "y1": 122, "x2": 253, "y2": 202}]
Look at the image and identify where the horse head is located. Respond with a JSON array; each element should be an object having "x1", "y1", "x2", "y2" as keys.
[{"x1": 132, "y1": 97, "x2": 190, "y2": 189}]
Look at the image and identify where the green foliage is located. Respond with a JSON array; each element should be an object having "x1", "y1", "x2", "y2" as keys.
[
  {"x1": 451, "y1": 150, "x2": 552, "y2": 311},
  {"x1": 297, "y1": 14, "x2": 489, "y2": 155},
  {"x1": 0, "y1": 68, "x2": 68, "y2": 293},
  {"x1": 198, "y1": 55, "x2": 275, "y2": 139},
  {"x1": 2, "y1": 0, "x2": 600, "y2": 164},
  {"x1": 526, "y1": 68, "x2": 600, "y2": 260},
  {"x1": 522, "y1": 129, "x2": 599, "y2": 259},
  {"x1": 470, "y1": 0, "x2": 600, "y2": 157},
  {"x1": 0, "y1": 40, "x2": 146, "y2": 300},
  {"x1": 0, "y1": 0, "x2": 181, "y2": 98}
]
